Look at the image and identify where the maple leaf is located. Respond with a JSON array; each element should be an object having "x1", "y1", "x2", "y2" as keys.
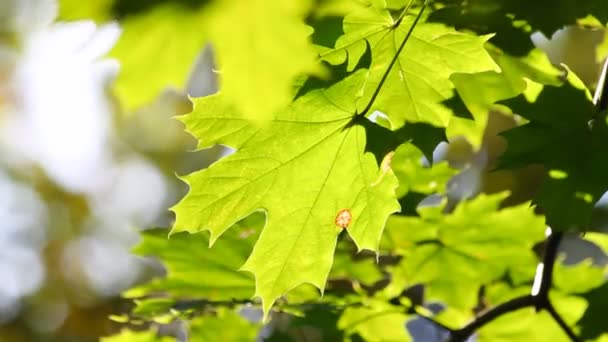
[
  {"x1": 498, "y1": 73, "x2": 608, "y2": 229},
  {"x1": 384, "y1": 192, "x2": 545, "y2": 309},
  {"x1": 124, "y1": 214, "x2": 263, "y2": 302},
  {"x1": 391, "y1": 142, "x2": 456, "y2": 197},
  {"x1": 101, "y1": 329, "x2": 172, "y2": 342},
  {"x1": 172, "y1": 70, "x2": 400, "y2": 316},
  {"x1": 320, "y1": 1, "x2": 498, "y2": 128},
  {"x1": 338, "y1": 300, "x2": 412, "y2": 341}
]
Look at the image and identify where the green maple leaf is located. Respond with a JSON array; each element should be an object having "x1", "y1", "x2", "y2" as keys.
[
  {"x1": 207, "y1": 0, "x2": 322, "y2": 122},
  {"x1": 101, "y1": 329, "x2": 171, "y2": 342},
  {"x1": 125, "y1": 214, "x2": 262, "y2": 301},
  {"x1": 391, "y1": 142, "x2": 456, "y2": 197},
  {"x1": 189, "y1": 309, "x2": 260, "y2": 341},
  {"x1": 498, "y1": 72, "x2": 608, "y2": 229},
  {"x1": 103, "y1": 309, "x2": 259, "y2": 342},
  {"x1": 58, "y1": 0, "x2": 112, "y2": 22},
  {"x1": 320, "y1": 1, "x2": 498, "y2": 128},
  {"x1": 330, "y1": 243, "x2": 384, "y2": 286},
  {"x1": 338, "y1": 300, "x2": 411, "y2": 342},
  {"x1": 173, "y1": 70, "x2": 400, "y2": 316},
  {"x1": 384, "y1": 192, "x2": 545, "y2": 309}
]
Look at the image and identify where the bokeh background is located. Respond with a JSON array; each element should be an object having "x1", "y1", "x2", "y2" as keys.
[
  {"x1": 0, "y1": 0, "x2": 221, "y2": 340},
  {"x1": 0, "y1": 0, "x2": 606, "y2": 341}
]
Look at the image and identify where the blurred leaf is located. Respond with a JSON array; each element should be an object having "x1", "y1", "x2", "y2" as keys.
[
  {"x1": 330, "y1": 251, "x2": 384, "y2": 286},
  {"x1": 391, "y1": 142, "x2": 456, "y2": 197},
  {"x1": 584, "y1": 232, "x2": 608, "y2": 257},
  {"x1": 578, "y1": 283, "x2": 608, "y2": 339},
  {"x1": 553, "y1": 259, "x2": 606, "y2": 294},
  {"x1": 125, "y1": 213, "x2": 263, "y2": 301},
  {"x1": 58, "y1": 0, "x2": 113, "y2": 22},
  {"x1": 447, "y1": 47, "x2": 562, "y2": 148},
  {"x1": 266, "y1": 305, "x2": 345, "y2": 341},
  {"x1": 131, "y1": 298, "x2": 175, "y2": 318},
  {"x1": 101, "y1": 329, "x2": 171, "y2": 342},
  {"x1": 110, "y1": 4, "x2": 208, "y2": 111},
  {"x1": 498, "y1": 71, "x2": 608, "y2": 229},
  {"x1": 189, "y1": 309, "x2": 260, "y2": 341},
  {"x1": 338, "y1": 300, "x2": 411, "y2": 341},
  {"x1": 384, "y1": 192, "x2": 545, "y2": 309},
  {"x1": 206, "y1": 0, "x2": 322, "y2": 122},
  {"x1": 313, "y1": 0, "x2": 368, "y2": 17},
  {"x1": 431, "y1": 0, "x2": 608, "y2": 41}
]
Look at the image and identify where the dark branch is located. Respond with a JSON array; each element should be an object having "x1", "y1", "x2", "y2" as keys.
[
  {"x1": 419, "y1": 229, "x2": 579, "y2": 342},
  {"x1": 448, "y1": 295, "x2": 535, "y2": 342},
  {"x1": 533, "y1": 231, "x2": 563, "y2": 309},
  {"x1": 546, "y1": 302, "x2": 582, "y2": 342}
]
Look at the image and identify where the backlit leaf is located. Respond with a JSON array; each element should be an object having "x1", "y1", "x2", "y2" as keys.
[{"x1": 173, "y1": 70, "x2": 400, "y2": 316}]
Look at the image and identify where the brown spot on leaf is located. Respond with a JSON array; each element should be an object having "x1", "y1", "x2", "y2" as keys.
[{"x1": 335, "y1": 209, "x2": 352, "y2": 229}]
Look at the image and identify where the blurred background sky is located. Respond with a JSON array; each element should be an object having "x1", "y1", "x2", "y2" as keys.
[
  {"x1": 0, "y1": 0, "x2": 223, "y2": 340},
  {"x1": 0, "y1": 0, "x2": 606, "y2": 341}
]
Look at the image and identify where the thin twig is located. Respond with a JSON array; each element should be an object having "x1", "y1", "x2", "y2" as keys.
[
  {"x1": 440, "y1": 229, "x2": 580, "y2": 342},
  {"x1": 546, "y1": 302, "x2": 582, "y2": 342},
  {"x1": 448, "y1": 295, "x2": 535, "y2": 342}
]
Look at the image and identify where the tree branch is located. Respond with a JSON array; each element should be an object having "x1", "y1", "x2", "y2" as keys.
[
  {"x1": 418, "y1": 229, "x2": 581, "y2": 342},
  {"x1": 448, "y1": 295, "x2": 534, "y2": 342},
  {"x1": 533, "y1": 231, "x2": 563, "y2": 309},
  {"x1": 546, "y1": 301, "x2": 582, "y2": 342}
]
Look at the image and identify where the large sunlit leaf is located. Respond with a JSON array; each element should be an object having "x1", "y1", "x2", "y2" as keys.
[{"x1": 173, "y1": 70, "x2": 400, "y2": 315}]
